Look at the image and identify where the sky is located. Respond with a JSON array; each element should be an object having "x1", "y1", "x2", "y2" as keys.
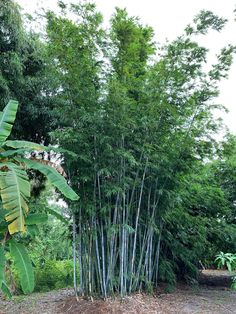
[{"x1": 17, "y1": 0, "x2": 236, "y2": 134}]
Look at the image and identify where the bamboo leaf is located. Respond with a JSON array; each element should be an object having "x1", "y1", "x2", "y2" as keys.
[
  {"x1": 9, "y1": 240, "x2": 34, "y2": 294},
  {"x1": 0, "y1": 100, "x2": 18, "y2": 143}
]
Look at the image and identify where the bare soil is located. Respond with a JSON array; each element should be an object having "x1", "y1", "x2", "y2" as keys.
[
  {"x1": 199, "y1": 269, "x2": 235, "y2": 286},
  {"x1": 0, "y1": 270, "x2": 235, "y2": 314},
  {"x1": 59, "y1": 287, "x2": 236, "y2": 314}
]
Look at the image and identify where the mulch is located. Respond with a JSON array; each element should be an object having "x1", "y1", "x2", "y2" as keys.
[
  {"x1": 58, "y1": 287, "x2": 236, "y2": 314},
  {"x1": 1, "y1": 270, "x2": 236, "y2": 314}
]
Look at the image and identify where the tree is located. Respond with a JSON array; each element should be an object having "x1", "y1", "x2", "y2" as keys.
[
  {"x1": 0, "y1": 0, "x2": 55, "y2": 144},
  {"x1": 0, "y1": 100, "x2": 78, "y2": 296},
  {"x1": 159, "y1": 159, "x2": 236, "y2": 288}
]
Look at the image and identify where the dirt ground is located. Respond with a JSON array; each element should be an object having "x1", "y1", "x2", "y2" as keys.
[
  {"x1": 0, "y1": 270, "x2": 236, "y2": 314},
  {"x1": 0, "y1": 286, "x2": 235, "y2": 314}
]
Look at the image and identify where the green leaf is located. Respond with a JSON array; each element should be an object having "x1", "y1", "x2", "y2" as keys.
[
  {"x1": 45, "y1": 207, "x2": 69, "y2": 224},
  {"x1": 25, "y1": 213, "x2": 48, "y2": 225},
  {"x1": 26, "y1": 225, "x2": 40, "y2": 237},
  {"x1": 0, "y1": 100, "x2": 18, "y2": 143},
  {"x1": 9, "y1": 240, "x2": 34, "y2": 294},
  {"x1": 4, "y1": 140, "x2": 77, "y2": 157},
  {"x1": 0, "y1": 246, "x2": 6, "y2": 287},
  {"x1": 0, "y1": 207, "x2": 5, "y2": 223},
  {"x1": 226, "y1": 261, "x2": 232, "y2": 273},
  {"x1": 231, "y1": 277, "x2": 236, "y2": 290},
  {"x1": 0, "y1": 163, "x2": 30, "y2": 234},
  {"x1": 18, "y1": 158, "x2": 79, "y2": 201},
  {"x1": 0, "y1": 148, "x2": 28, "y2": 158},
  {"x1": 4, "y1": 140, "x2": 45, "y2": 151},
  {"x1": 1, "y1": 282, "x2": 12, "y2": 299}
]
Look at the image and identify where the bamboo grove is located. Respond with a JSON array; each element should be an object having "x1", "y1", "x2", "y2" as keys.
[
  {"x1": 1, "y1": 1, "x2": 236, "y2": 297},
  {"x1": 45, "y1": 4, "x2": 236, "y2": 297}
]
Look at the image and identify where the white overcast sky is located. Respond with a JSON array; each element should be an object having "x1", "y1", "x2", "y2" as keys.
[{"x1": 17, "y1": 0, "x2": 236, "y2": 134}]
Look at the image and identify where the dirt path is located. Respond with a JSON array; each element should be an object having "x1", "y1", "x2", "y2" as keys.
[
  {"x1": 0, "y1": 289, "x2": 74, "y2": 314},
  {"x1": 0, "y1": 286, "x2": 235, "y2": 314}
]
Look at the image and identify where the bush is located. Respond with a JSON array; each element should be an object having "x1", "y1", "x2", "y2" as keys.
[
  {"x1": 34, "y1": 260, "x2": 77, "y2": 292},
  {"x1": 9, "y1": 259, "x2": 78, "y2": 293},
  {"x1": 215, "y1": 252, "x2": 236, "y2": 272},
  {"x1": 215, "y1": 252, "x2": 236, "y2": 291}
]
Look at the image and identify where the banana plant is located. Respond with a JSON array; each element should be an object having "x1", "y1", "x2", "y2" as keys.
[{"x1": 0, "y1": 100, "x2": 79, "y2": 296}]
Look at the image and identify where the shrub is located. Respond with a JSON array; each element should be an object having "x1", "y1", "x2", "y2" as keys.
[
  {"x1": 215, "y1": 252, "x2": 236, "y2": 272},
  {"x1": 215, "y1": 252, "x2": 236, "y2": 291},
  {"x1": 9, "y1": 259, "x2": 78, "y2": 293},
  {"x1": 34, "y1": 260, "x2": 77, "y2": 292}
]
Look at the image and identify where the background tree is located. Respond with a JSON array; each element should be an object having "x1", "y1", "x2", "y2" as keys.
[{"x1": 0, "y1": 0, "x2": 54, "y2": 144}]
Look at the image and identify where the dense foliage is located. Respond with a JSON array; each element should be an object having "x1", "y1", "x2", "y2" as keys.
[
  {"x1": 45, "y1": 3, "x2": 236, "y2": 296},
  {"x1": 0, "y1": 0, "x2": 236, "y2": 297},
  {"x1": 0, "y1": 100, "x2": 78, "y2": 296},
  {"x1": 0, "y1": 0, "x2": 56, "y2": 144}
]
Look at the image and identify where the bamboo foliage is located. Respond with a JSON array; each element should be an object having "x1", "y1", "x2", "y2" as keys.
[{"x1": 47, "y1": 4, "x2": 235, "y2": 297}]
